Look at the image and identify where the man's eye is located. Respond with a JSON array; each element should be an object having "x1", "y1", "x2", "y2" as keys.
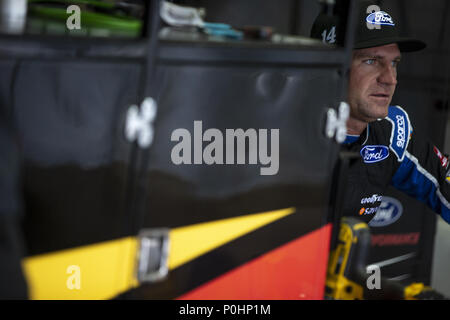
[
  {"x1": 364, "y1": 59, "x2": 376, "y2": 65},
  {"x1": 392, "y1": 60, "x2": 400, "y2": 67}
]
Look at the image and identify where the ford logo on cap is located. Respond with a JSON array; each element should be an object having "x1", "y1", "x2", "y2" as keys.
[
  {"x1": 366, "y1": 11, "x2": 395, "y2": 26},
  {"x1": 360, "y1": 145, "x2": 389, "y2": 163},
  {"x1": 369, "y1": 196, "x2": 403, "y2": 227}
]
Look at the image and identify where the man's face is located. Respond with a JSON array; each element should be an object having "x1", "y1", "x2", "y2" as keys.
[{"x1": 347, "y1": 43, "x2": 401, "y2": 122}]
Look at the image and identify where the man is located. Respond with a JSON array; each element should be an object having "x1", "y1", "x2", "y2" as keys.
[{"x1": 312, "y1": 1, "x2": 450, "y2": 225}]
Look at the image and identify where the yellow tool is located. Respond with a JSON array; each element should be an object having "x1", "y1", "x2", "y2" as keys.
[
  {"x1": 325, "y1": 217, "x2": 368, "y2": 299},
  {"x1": 325, "y1": 217, "x2": 448, "y2": 300}
]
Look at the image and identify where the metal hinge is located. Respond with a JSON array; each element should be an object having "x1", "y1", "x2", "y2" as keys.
[
  {"x1": 125, "y1": 97, "x2": 157, "y2": 149},
  {"x1": 325, "y1": 101, "x2": 349, "y2": 144},
  {"x1": 136, "y1": 228, "x2": 170, "y2": 283}
]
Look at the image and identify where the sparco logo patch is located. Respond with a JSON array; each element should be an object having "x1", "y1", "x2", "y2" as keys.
[
  {"x1": 387, "y1": 106, "x2": 410, "y2": 161},
  {"x1": 369, "y1": 196, "x2": 403, "y2": 227},
  {"x1": 366, "y1": 11, "x2": 395, "y2": 26},
  {"x1": 360, "y1": 145, "x2": 389, "y2": 163},
  {"x1": 395, "y1": 115, "x2": 406, "y2": 148}
]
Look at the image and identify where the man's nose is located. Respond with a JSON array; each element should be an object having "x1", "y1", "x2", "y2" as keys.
[{"x1": 378, "y1": 65, "x2": 397, "y2": 86}]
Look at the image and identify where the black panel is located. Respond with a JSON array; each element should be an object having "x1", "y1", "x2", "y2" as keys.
[
  {"x1": 148, "y1": 66, "x2": 339, "y2": 195},
  {"x1": 10, "y1": 61, "x2": 143, "y2": 255},
  {"x1": 138, "y1": 64, "x2": 342, "y2": 233}
]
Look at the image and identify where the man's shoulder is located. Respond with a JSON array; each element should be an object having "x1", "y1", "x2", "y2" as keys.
[{"x1": 387, "y1": 105, "x2": 412, "y2": 123}]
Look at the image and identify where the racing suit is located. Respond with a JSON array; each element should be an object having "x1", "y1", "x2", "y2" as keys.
[{"x1": 341, "y1": 105, "x2": 450, "y2": 225}]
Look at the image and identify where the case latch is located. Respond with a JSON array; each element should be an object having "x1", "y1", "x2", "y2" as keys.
[
  {"x1": 325, "y1": 101, "x2": 349, "y2": 144},
  {"x1": 125, "y1": 97, "x2": 157, "y2": 149},
  {"x1": 136, "y1": 228, "x2": 170, "y2": 283}
]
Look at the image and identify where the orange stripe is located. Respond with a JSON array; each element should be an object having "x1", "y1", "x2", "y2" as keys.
[{"x1": 177, "y1": 223, "x2": 332, "y2": 300}]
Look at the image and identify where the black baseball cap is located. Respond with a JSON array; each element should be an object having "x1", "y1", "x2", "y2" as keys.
[{"x1": 311, "y1": 1, "x2": 426, "y2": 52}]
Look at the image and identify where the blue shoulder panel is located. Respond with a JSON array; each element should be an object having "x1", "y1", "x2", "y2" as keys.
[
  {"x1": 392, "y1": 151, "x2": 450, "y2": 224},
  {"x1": 386, "y1": 105, "x2": 412, "y2": 161}
]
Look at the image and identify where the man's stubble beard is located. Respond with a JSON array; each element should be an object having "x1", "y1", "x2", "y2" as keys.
[{"x1": 354, "y1": 99, "x2": 390, "y2": 123}]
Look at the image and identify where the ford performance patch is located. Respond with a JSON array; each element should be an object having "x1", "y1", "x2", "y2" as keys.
[
  {"x1": 369, "y1": 196, "x2": 403, "y2": 227},
  {"x1": 366, "y1": 11, "x2": 395, "y2": 26},
  {"x1": 360, "y1": 145, "x2": 389, "y2": 163}
]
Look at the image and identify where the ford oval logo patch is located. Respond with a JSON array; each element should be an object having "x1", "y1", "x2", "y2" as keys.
[
  {"x1": 360, "y1": 145, "x2": 389, "y2": 163},
  {"x1": 366, "y1": 11, "x2": 395, "y2": 26},
  {"x1": 369, "y1": 196, "x2": 403, "y2": 227}
]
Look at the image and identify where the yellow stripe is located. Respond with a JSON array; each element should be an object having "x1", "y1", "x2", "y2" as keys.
[
  {"x1": 168, "y1": 207, "x2": 295, "y2": 269},
  {"x1": 22, "y1": 207, "x2": 295, "y2": 300},
  {"x1": 22, "y1": 237, "x2": 138, "y2": 300}
]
